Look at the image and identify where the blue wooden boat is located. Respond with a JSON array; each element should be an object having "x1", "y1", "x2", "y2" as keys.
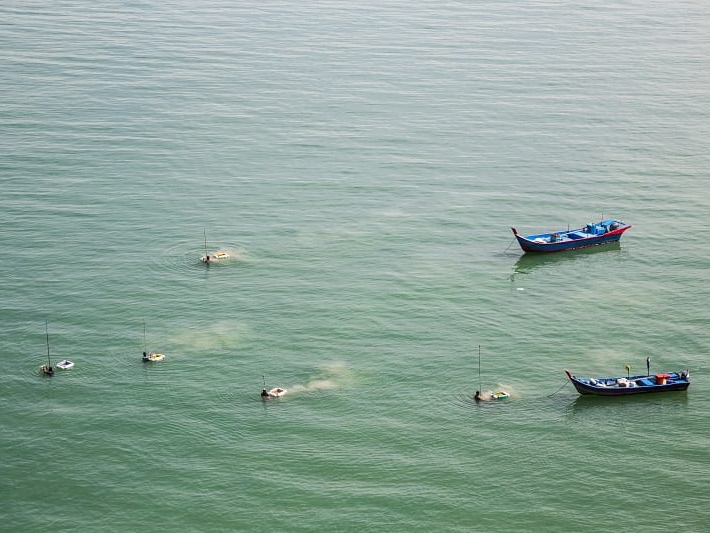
[
  {"x1": 511, "y1": 218, "x2": 631, "y2": 253},
  {"x1": 565, "y1": 369, "x2": 690, "y2": 396}
]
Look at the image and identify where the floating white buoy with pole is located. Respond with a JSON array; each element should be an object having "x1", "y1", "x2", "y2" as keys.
[{"x1": 475, "y1": 345, "x2": 509, "y2": 401}]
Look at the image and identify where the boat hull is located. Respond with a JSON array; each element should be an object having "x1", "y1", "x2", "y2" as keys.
[
  {"x1": 512, "y1": 219, "x2": 631, "y2": 253},
  {"x1": 565, "y1": 370, "x2": 689, "y2": 396}
]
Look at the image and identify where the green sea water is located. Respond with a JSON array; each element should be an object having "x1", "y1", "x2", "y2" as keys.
[{"x1": 1, "y1": 1, "x2": 709, "y2": 531}]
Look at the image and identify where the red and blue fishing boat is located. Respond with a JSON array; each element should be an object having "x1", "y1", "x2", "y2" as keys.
[
  {"x1": 511, "y1": 218, "x2": 631, "y2": 253},
  {"x1": 565, "y1": 368, "x2": 690, "y2": 396}
]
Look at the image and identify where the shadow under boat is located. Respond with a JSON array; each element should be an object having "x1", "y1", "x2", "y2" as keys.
[
  {"x1": 511, "y1": 241, "x2": 621, "y2": 279},
  {"x1": 563, "y1": 389, "x2": 689, "y2": 418}
]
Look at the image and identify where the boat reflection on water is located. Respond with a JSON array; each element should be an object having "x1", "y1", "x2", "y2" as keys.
[
  {"x1": 510, "y1": 241, "x2": 621, "y2": 282},
  {"x1": 562, "y1": 390, "x2": 689, "y2": 420}
]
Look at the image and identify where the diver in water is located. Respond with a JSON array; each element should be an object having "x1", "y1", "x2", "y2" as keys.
[
  {"x1": 474, "y1": 390, "x2": 482, "y2": 401},
  {"x1": 261, "y1": 388, "x2": 270, "y2": 399}
]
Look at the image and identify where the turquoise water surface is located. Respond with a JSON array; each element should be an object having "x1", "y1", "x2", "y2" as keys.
[{"x1": 1, "y1": 1, "x2": 709, "y2": 531}]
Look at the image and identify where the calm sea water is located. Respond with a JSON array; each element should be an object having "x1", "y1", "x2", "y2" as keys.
[{"x1": 2, "y1": 1, "x2": 709, "y2": 531}]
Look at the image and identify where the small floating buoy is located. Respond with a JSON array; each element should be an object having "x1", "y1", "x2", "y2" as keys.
[
  {"x1": 261, "y1": 387, "x2": 287, "y2": 399},
  {"x1": 142, "y1": 351, "x2": 165, "y2": 362}
]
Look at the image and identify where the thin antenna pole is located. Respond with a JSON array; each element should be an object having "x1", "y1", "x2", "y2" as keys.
[
  {"x1": 478, "y1": 345, "x2": 482, "y2": 393},
  {"x1": 143, "y1": 321, "x2": 147, "y2": 354},
  {"x1": 262, "y1": 375, "x2": 266, "y2": 389},
  {"x1": 204, "y1": 229, "x2": 208, "y2": 257},
  {"x1": 45, "y1": 320, "x2": 51, "y2": 367}
]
